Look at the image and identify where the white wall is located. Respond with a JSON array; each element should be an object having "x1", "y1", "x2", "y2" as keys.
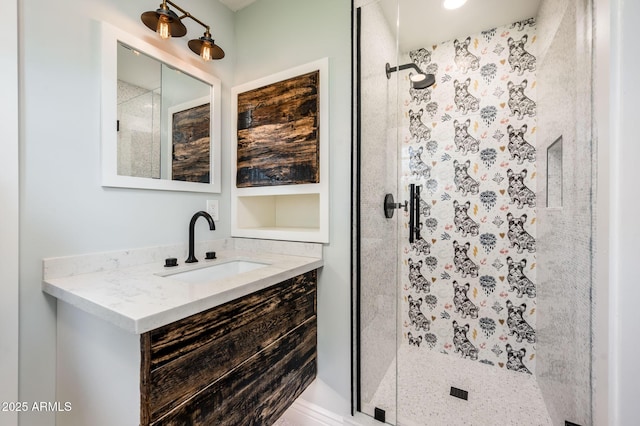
[
  {"x1": 608, "y1": 0, "x2": 640, "y2": 424},
  {"x1": 0, "y1": 0, "x2": 19, "y2": 425},
  {"x1": 593, "y1": 0, "x2": 610, "y2": 423},
  {"x1": 535, "y1": 0, "x2": 593, "y2": 423},
  {"x1": 19, "y1": 1, "x2": 234, "y2": 424},
  {"x1": 235, "y1": 0, "x2": 353, "y2": 414}
]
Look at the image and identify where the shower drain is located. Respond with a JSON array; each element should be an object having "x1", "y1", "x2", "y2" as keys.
[
  {"x1": 449, "y1": 386, "x2": 469, "y2": 400},
  {"x1": 374, "y1": 407, "x2": 385, "y2": 423}
]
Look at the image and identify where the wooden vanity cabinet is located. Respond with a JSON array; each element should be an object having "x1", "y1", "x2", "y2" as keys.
[
  {"x1": 55, "y1": 270, "x2": 317, "y2": 426},
  {"x1": 140, "y1": 270, "x2": 317, "y2": 425}
]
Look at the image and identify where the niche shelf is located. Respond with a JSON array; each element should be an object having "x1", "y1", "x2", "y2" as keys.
[
  {"x1": 232, "y1": 189, "x2": 328, "y2": 243},
  {"x1": 547, "y1": 136, "x2": 563, "y2": 208},
  {"x1": 230, "y1": 58, "x2": 329, "y2": 244}
]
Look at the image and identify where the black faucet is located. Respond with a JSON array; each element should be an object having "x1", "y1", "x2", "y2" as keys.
[{"x1": 186, "y1": 211, "x2": 216, "y2": 263}]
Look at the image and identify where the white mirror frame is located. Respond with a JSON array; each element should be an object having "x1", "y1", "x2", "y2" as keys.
[{"x1": 101, "y1": 22, "x2": 222, "y2": 193}]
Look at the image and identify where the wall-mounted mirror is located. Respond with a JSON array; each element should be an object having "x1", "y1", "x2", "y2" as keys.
[{"x1": 101, "y1": 23, "x2": 221, "y2": 192}]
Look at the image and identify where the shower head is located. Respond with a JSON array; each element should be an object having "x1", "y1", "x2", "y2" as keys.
[{"x1": 386, "y1": 62, "x2": 435, "y2": 89}]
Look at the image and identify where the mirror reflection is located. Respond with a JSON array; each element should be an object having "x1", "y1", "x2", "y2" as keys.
[{"x1": 117, "y1": 42, "x2": 211, "y2": 183}]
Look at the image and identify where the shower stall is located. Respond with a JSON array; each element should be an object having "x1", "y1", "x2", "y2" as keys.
[
  {"x1": 352, "y1": 0, "x2": 595, "y2": 424},
  {"x1": 117, "y1": 82, "x2": 162, "y2": 179}
]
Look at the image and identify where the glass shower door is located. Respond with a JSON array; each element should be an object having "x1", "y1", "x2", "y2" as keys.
[
  {"x1": 355, "y1": 0, "x2": 401, "y2": 423},
  {"x1": 356, "y1": 0, "x2": 596, "y2": 424}
]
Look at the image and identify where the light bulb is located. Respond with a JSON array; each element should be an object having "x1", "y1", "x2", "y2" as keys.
[
  {"x1": 157, "y1": 15, "x2": 171, "y2": 39},
  {"x1": 200, "y1": 43, "x2": 213, "y2": 61}
]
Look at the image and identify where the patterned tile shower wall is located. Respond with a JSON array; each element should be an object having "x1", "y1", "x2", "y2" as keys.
[{"x1": 400, "y1": 18, "x2": 538, "y2": 374}]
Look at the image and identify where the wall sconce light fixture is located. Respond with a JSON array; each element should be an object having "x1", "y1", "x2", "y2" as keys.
[{"x1": 141, "y1": 0, "x2": 225, "y2": 61}]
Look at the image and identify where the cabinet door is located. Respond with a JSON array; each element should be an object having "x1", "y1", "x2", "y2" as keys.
[{"x1": 140, "y1": 270, "x2": 317, "y2": 425}]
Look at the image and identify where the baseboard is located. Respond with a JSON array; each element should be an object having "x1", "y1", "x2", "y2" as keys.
[{"x1": 280, "y1": 398, "x2": 345, "y2": 425}]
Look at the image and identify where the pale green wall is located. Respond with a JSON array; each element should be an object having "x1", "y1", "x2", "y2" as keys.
[
  {"x1": 235, "y1": 0, "x2": 353, "y2": 410},
  {"x1": 16, "y1": 1, "x2": 352, "y2": 424},
  {"x1": 1, "y1": 0, "x2": 19, "y2": 424},
  {"x1": 18, "y1": 1, "x2": 234, "y2": 424}
]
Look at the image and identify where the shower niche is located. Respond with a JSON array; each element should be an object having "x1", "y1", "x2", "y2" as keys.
[{"x1": 547, "y1": 136, "x2": 563, "y2": 208}]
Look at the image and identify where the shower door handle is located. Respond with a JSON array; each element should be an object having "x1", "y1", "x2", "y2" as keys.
[
  {"x1": 409, "y1": 184, "x2": 415, "y2": 244},
  {"x1": 408, "y1": 184, "x2": 421, "y2": 244},
  {"x1": 388, "y1": 185, "x2": 420, "y2": 243},
  {"x1": 414, "y1": 185, "x2": 421, "y2": 241}
]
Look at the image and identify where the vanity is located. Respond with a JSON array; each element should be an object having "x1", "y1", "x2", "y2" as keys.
[
  {"x1": 62, "y1": 19, "x2": 329, "y2": 424},
  {"x1": 43, "y1": 238, "x2": 322, "y2": 425}
]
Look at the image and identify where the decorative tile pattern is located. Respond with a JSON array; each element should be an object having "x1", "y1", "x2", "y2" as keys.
[{"x1": 399, "y1": 18, "x2": 538, "y2": 373}]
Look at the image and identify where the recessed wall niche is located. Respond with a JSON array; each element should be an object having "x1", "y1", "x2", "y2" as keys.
[
  {"x1": 547, "y1": 137, "x2": 563, "y2": 208},
  {"x1": 231, "y1": 58, "x2": 329, "y2": 243}
]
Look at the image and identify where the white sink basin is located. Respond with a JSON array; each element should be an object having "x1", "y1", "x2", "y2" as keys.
[{"x1": 166, "y1": 260, "x2": 269, "y2": 284}]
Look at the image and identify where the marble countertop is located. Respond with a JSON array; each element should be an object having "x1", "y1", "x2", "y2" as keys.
[{"x1": 42, "y1": 238, "x2": 323, "y2": 334}]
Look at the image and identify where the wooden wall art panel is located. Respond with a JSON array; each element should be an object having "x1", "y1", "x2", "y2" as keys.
[
  {"x1": 236, "y1": 70, "x2": 320, "y2": 187},
  {"x1": 171, "y1": 102, "x2": 210, "y2": 183}
]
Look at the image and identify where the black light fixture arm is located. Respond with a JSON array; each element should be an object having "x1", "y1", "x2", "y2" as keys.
[{"x1": 165, "y1": 0, "x2": 209, "y2": 32}]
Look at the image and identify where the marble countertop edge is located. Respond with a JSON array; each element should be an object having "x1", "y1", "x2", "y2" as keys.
[
  {"x1": 135, "y1": 259, "x2": 323, "y2": 333},
  {"x1": 42, "y1": 239, "x2": 323, "y2": 334}
]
